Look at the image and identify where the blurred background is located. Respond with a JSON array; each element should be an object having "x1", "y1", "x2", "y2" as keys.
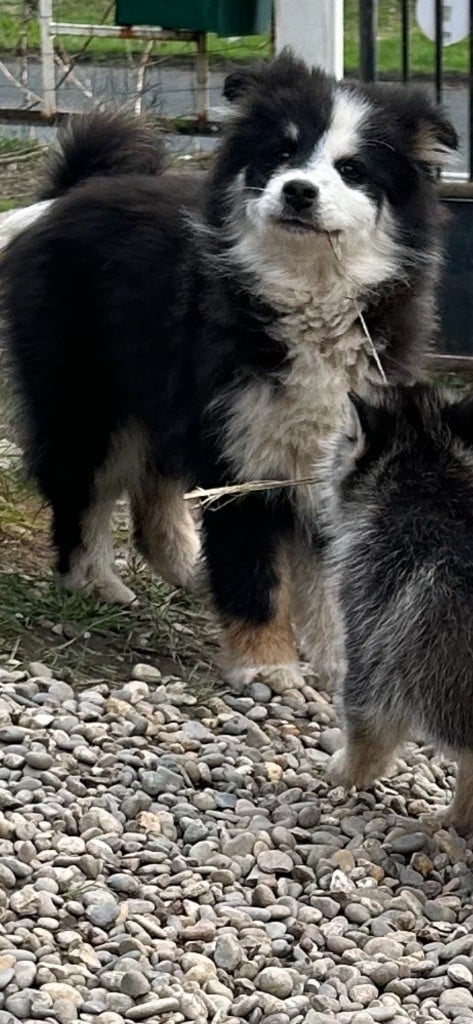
[{"x1": 0, "y1": 1, "x2": 472, "y2": 358}]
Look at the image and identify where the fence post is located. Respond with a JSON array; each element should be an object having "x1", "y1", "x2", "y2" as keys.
[
  {"x1": 359, "y1": 0, "x2": 377, "y2": 81},
  {"x1": 195, "y1": 32, "x2": 209, "y2": 129},
  {"x1": 38, "y1": 0, "x2": 56, "y2": 116},
  {"x1": 274, "y1": 0, "x2": 344, "y2": 79}
]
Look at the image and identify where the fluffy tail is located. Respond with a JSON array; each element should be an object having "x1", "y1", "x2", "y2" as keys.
[{"x1": 41, "y1": 108, "x2": 166, "y2": 199}]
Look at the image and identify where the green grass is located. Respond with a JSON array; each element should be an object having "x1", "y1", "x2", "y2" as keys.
[
  {"x1": 0, "y1": 0, "x2": 471, "y2": 74},
  {"x1": 0, "y1": 566, "x2": 219, "y2": 686},
  {"x1": 0, "y1": 134, "x2": 36, "y2": 154},
  {"x1": 0, "y1": 1, "x2": 271, "y2": 62},
  {"x1": 344, "y1": 0, "x2": 471, "y2": 77}
]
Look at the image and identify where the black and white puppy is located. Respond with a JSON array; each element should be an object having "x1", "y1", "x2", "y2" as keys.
[
  {"x1": 1, "y1": 52, "x2": 457, "y2": 690},
  {"x1": 325, "y1": 385, "x2": 473, "y2": 834}
]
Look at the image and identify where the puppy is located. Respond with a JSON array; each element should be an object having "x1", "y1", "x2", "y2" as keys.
[
  {"x1": 326, "y1": 385, "x2": 473, "y2": 834},
  {"x1": 1, "y1": 52, "x2": 457, "y2": 690}
]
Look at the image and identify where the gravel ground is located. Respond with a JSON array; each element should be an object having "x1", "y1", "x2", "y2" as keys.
[{"x1": 0, "y1": 660, "x2": 470, "y2": 1024}]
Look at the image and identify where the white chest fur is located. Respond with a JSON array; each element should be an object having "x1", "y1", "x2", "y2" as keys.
[{"x1": 222, "y1": 279, "x2": 370, "y2": 491}]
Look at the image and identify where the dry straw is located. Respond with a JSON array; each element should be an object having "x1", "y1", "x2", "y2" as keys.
[{"x1": 184, "y1": 476, "x2": 320, "y2": 508}]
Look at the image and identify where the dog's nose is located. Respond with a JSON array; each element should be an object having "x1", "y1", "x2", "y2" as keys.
[{"x1": 282, "y1": 179, "x2": 318, "y2": 212}]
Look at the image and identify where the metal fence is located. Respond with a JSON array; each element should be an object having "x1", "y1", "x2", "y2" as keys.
[
  {"x1": 0, "y1": 1, "x2": 272, "y2": 132},
  {"x1": 359, "y1": 0, "x2": 473, "y2": 181}
]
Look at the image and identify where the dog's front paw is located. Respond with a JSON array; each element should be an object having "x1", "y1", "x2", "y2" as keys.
[
  {"x1": 327, "y1": 747, "x2": 352, "y2": 788},
  {"x1": 258, "y1": 663, "x2": 305, "y2": 694},
  {"x1": 423, "y1": 804, "x2": 473, "y2": 841},
  {"x1": 310, "y1": 643, "x2": 347, "y2": 693},
  {"x1": 223, "y1": 661, "x2": 304, "y2": 695}
]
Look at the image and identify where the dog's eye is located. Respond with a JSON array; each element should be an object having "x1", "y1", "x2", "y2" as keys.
[
  {"x1": 336, "y1": 158, "x2": 367, "y2": 185},
  {"x1": 277, "y1": 138, "x2": 298, "y2": 162}
]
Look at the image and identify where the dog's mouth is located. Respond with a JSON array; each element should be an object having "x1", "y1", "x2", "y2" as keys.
[{"x1": 275, "y1": 216, "x2": 331, "y2": 236}]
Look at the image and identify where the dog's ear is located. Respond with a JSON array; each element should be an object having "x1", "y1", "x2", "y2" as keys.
[
  {"x1": 223, "y1": 66, "x2": 266, "y2": 103},
  {"x1": 365, "y1": 84, "x2": 458, "y2": 168},
  {"x1": 412, "y1": 108, "x2": 458, "y2": 167},
  {"x1": 444, "y1": 393, "x2": 473, "y2": 445},
  {"x1": 400, "y1": 88, "x2": 458, "y2": 166}
]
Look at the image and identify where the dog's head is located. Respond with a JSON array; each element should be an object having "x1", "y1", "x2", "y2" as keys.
[
  {"x1": 319, "y1": 385, "x2": 473, "y2": 555},
  {"x1": 210, "y1": 51, "x2": 457, "y2": 291},
  {"x1": 332, "y1": 385, "x2": 473, "y2": 508}
]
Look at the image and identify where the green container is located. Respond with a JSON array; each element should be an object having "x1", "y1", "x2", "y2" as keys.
[{"x1": 115, "y1": 1, "x2": 272, "y2": 35}]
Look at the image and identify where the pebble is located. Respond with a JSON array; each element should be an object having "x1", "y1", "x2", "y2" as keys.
[
  {"x1": 86, "y1": 902, "x2": 120, "y2": 928},
  {"x1": 257, "y1": 850, "x2": 294, "y2": 874},
  {"x1": 131, "y1": 664, "x2": 162, "y2": 683},
  {"x1": 0, "y1": 653, "x2": 465, "y2": 1024},
  {"x1": 257, "y1": 966, "x2": 295, "y2": 998},
  {"x1": 127, "y1": 997, "x2": 180, "y2": 1019},
  {"x1": 120, "y1": 972, "x2": 151, "y2": 997},
  {"x1": 447, "y1": 964, "x2": 473, "y2": 986},
  {"x1": 214, "y1": 935, "x2": 242, "y2": 971}
]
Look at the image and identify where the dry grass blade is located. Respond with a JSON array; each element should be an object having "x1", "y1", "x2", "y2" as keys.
[{"x1": 184, "y1": 476, "x2": 319, "y2": 507}]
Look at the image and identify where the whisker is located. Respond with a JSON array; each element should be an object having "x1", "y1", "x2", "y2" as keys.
[{"x1": 363, "y1": 140, "x2": 396, "y2": 153}]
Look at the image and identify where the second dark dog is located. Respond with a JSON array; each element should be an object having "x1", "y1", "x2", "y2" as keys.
[{"x1": 326, "y1": 384, "x2": 473, "y2": 833}]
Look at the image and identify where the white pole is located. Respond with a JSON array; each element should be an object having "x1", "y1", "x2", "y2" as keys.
[
  {"x1": 39, "y1": 0, "x2": 56, "y2": 116},
  {"x1": 274, "y1": 0, "x2": 344, "y2": 79}
]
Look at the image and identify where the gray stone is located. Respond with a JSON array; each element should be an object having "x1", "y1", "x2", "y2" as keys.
[
  {"x1": 127, "y1": 998, "x2": 180, "y2": 1019},
  {"x1": 439, "y1": 988, "x2": 473, "y2": 1013},
  {"x1": 54, "y1": 999, "x2": 78, "y2": 1024},
  {"x1": 14, "y1": 962, "x2": 36, "y2": 988},
  {"x1": 257, "y1": 850, "x2": 293, "y2": 874},
  {"x1": 86, "y1": 902, "x2": 120, "y2": 928},
  {"x1": 417, "y1": 978, "x2": 451, "y2": 999},
  {"x1": 424, "y1": 899, "x2": 456, "y2": 923},
  {"x1": 79, "y1": 808, "x2": 124, "y2": 834},
  {"x1": 298, "y1": 804, "x2": 321, "y2": 829},
  {"x1": 25, "y1": 750, "x2": 54, "y2": 770},
  {"x1": 131, "y1": 664, "x2": 162, "y2": 682},
  {"x1": 140, "y1": 767, "x2": 182, "y2": 795},
  {"x1": 5, "y1": 993, "x2": 31, "y2": 1019},
  {"x1": 29, "y1": 661, "x2": 53, "y2": 678},
  {"x1": 0, "y1": 969, "x2": 14, "y2": 990},
  {"x1": 120, "y1": 972, "x2": 150, "y2": 997},
  {"x1": 214, "y1": 935, "x2": 242, "y2": 972},
  {"x1": 447, "y1": 964, "x2": 473, "y2": 987},
  {"x1": 318, "y1": 728, "x2": 344, "y2": 754},
  {"x1": 107, "y1": 873, "x2": 140, "y2": 895},
  {"x1": 345, "y1": 903, "x2": 371, "y2": 926},
  {"x1": 257, "y1": 967, "x2": 294, "y2": 998},
  {"x1": 390, "y1": 832, "x2": 426, "y2": 855}
]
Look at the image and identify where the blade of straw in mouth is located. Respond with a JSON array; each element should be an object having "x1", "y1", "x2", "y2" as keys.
[{"x1": 328, "y1": 233, "x2": 388, "y2": 385}]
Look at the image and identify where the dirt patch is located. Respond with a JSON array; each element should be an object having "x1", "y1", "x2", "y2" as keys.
[{"x1": 0, "y1": 146, "x2": 45, "y2": 210}]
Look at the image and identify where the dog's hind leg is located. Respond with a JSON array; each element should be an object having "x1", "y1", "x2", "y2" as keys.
[
  {"x1": 292, "y1": 541, "x2": 346, "y2": 691},
  {"x1": 437, "y1": 751, "x2": 473, "y2": 838},
  {"x1": 47, "y1": 426, "x2": 142, "y2": 605},
  {"x1": 329, "y1": 715, "x2": 406, "y2": 789},
  {"x1": 53, "y1": 489, "x2": 137, "y2": 606},
  {"x1": 131, "y1": 474, "x2": 201, "y2": 589}
]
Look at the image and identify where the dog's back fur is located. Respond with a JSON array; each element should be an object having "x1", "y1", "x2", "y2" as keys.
[{"x1": 326, "y1": 385, "x2": 473, "y2": 831}]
